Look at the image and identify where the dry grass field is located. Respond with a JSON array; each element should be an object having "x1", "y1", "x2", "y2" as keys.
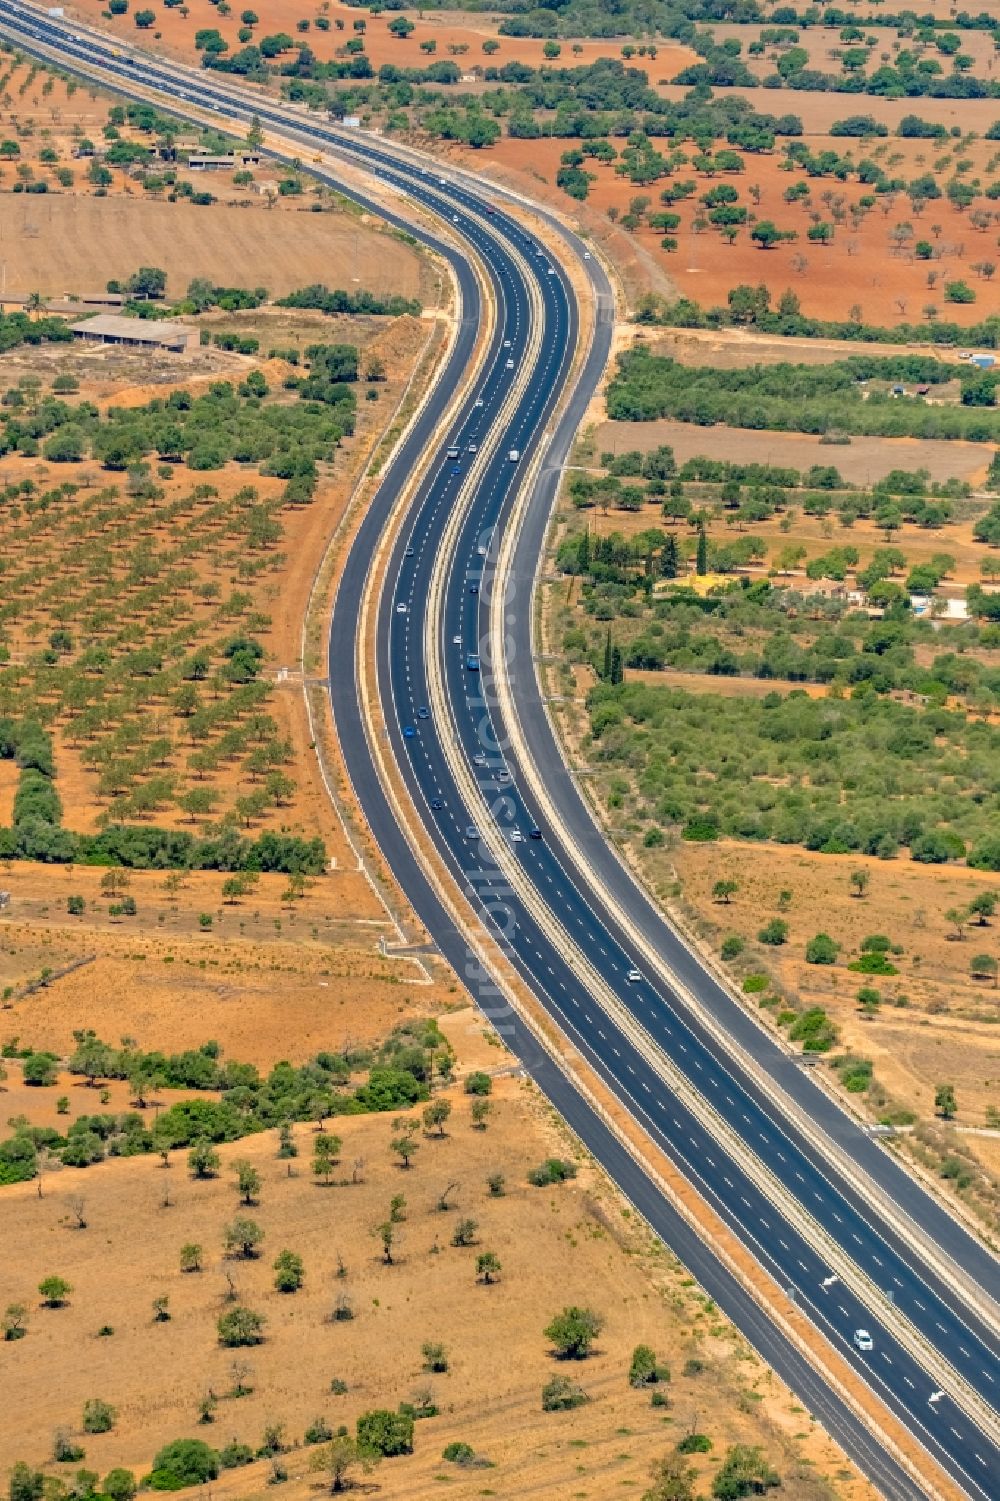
[
  {"x1": 594, "y1": 416, "x2": 993, "y2": 491},
  {"x1": 0, "y1": 857, "x2": 440, "y2": 1064},
  {"x1": 0, "y1": 56, "x2": 429, "y2": 303},
  {"x1": 0, "y1": 1007, "x2": 877, "y2": 1501},
  {"x1": 0, "y1": 195, "x2": 426, "y2": 303},
  {"x1": 661, "y1": 840, "x2": 1000, "y2": 1121}
]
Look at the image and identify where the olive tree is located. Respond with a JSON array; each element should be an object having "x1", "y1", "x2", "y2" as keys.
[{"x1": 544, "y1": 1306, "x2": 603, "y2": 1359}]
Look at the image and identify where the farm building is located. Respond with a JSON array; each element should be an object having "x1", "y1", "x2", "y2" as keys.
[
  {"x1": 69, "y1": 315, "x2": 198, "y2": 353},
  {"x1": 187, "y1": 151, "x2": 261, "y2": 170}
]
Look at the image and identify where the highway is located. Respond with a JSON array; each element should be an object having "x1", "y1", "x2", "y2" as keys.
[{"x1": 2, "y1": 8, "x2": 998, "y2": 1498}]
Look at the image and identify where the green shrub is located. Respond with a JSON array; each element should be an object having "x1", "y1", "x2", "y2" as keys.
[
  {"x1": 544, "y1": 1306, "x2": 603, "y2": 1359},
  {"x1": 720, "y1": 935, "x2": 744, "y2": 960},
  {"x1": 677, "y1": 1432, "x2": 713, "y2": 1454},
  {"x1": 217, "y1": 1306, "x2": 265, "y2": 1347},
  {"x1": 147, "y1": 1439, "x2": 219, "y2": 1490},
  {"x1": 629, "y1": 1344, "x2": 669, "y2": 1387},
  {"x1": 102, "y1": 1470, "x2": 136, "y2": 1501},
  {"x1": 442, "y1": 1442, "x2": 475, "y2": 1465},
  {"x1": 834, "y1": 1055, "x2": 874, "y2": 1093},
  {"x1": 463, "y1": 1071, "x2": 492, "y2": 1096},
  {"x1": 848, "y1": 953, "x2": 898, "y2": 975},
  {"x1": 82, "y1": 1400, "x2": 116, "y2": 1434},
  {"x1": 273, "y1": 1248, "x2": 304, "y2": 1293},
  {"x1": 356, "y1": 1409, "x2": 413, "y2": 1458},
  {"x1": 788, "y1": 1007, "x2": 839, "y2": 1052},
  {"x1": 541, "y1": 1376, "x2": 589, "y2": 1411},
  {"x1": 527, "y1": 1157, "x2": 577, "y2": 1187},
  {"x1": 805, "y1": 933, "x2": 839, "y2": 965},
  {"x1": 53, "y1": 1432, "x2": 85, "y2": 1464},
  {"x1": 711, "y1": 1443, "x2": 779, "y2": 1499},
  {"x1": 303, "y1": 1418, "x2": 333, "y2": 1445},
  {"x1": 218, "y1": 1443, "x2": 253, "y2": 1469}
]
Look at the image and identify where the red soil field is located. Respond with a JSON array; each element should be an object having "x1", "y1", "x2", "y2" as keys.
[
  {"x1": 66, "y1": 0, "x2": 695, "y2": 77},
  {"x1": 482, "y1": 133, "x2": 1000, "y2": 326}
]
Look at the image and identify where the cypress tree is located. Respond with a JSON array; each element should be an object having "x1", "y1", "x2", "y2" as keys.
[
  {"x1": 661, "y1": 534, "x2": 678, "y2": 578},
  {"x1": 696, "y1": 524, "x2": 708, "y2": 576},
  {"x1": 610, "y1": 645, "x2": 624, "y2": 685},
  {"x1": 603, "y1": 627, "x2": 613, "y2": 680}
]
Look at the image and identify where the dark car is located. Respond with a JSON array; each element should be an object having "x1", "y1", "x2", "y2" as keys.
[
  {"x1": 529, "y1": 827, "x2": 542, "y2": 840},
  {"x1": 417, "y1": 707, "x2": 430, "y2": 720}
]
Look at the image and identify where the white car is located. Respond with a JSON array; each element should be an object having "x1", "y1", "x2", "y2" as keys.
[
  {"x1": 853, "y1": 1330, "x2": 873, "y2": 1352},
  {"x1": 396, "y1": 603, "x2": 407, "y2": 614},
  {"x1": 453, "y1": 634, "x2": 462, "y2": 645},
  {"x1": 627, "y1": 968, "x2": 642, "y2": 983},
  {"x1": 503, "y1": 339, "x2": 512, "y2": 348},
  {"x1": 468, "y1": 443, "x2": 477, "y2": 453},
  {"x1": 505, "y1": 358, "x2": 515, "y2": 369},
  {"x1": 583, "y1": 251, "x2": 592, "y2": 260},
  {"x1": 475, "y1": 398, "x2": 484, "y2": 408},
  {"x1": 510, "y1": 829, "x2": 524, "y2": 843}
]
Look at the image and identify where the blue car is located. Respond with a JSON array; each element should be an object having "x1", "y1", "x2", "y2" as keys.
[
  {"x1": 403, "y1": 726, "x2": 416, "y2": 739},
  {"x1": 417, "y1": 707, "x2": 430, "y2": 720},
  {"x1": 466, "y1": 654, "x2": 481, "y2": 671}
]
